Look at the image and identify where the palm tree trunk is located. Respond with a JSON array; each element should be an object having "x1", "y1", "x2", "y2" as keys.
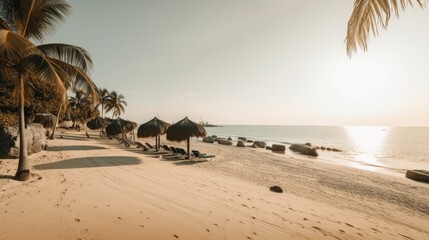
[
  {"x1": 15, "y1": 74, "x2": 30, "y2": 181},
  {"x1": 100, "y1": 103, "x2": 104, "y2": 136},
  {"x1": 49, "y1": 103, "x2": 63, "y2": 139}
]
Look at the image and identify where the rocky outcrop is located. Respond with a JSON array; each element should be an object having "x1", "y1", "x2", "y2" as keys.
[
  {"x1": 289, "y1": 144, "x2": 318, "y2": 157},
  {"x1": 218, "y1": 139, "x2": 233, "y2": 146},
  {"x1": 406, "y1": 170, "x2": 429, "y2": 183},
  {"x1": 211, "y1": 135, "x2": 217, "y2": 139},
  {"x1": 203, "y1": 136, "x2": 214, "y2": 143},
  {"x1": 272, "y1": 144, "x2": 286, "y2": 152},
  {"x1": 227, "y1": 137, "x2": 232, "y2": 141},
  {"x1": 246, "y1": 140, "x2": 254, "y2": 143},
  {"x1": 265, "y1": 146, "x2": 272, "y2": 150},
  {"x1": 0, "y1": 124, "x2": 47, "y2": 158},
  {"x1": 238, "y1": 137, "x2": 247, "y2": 141},
  {"x1": 253, "y1": 141, "x2": 266, "y2": 148},
  {"x1": 237, "y1": 140, "x2": 245, "y2": 147}
]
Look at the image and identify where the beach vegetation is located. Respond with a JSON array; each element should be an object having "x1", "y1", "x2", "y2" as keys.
[
  {"x1": 346, "y1": 0, "x2": 426, "y2": 56},
  {"x1": 105, "y1": 90, "x2": 127, "y2": 118},
  {"x1": 0, "y1": 0, "x2": 99, "y2": 181}
]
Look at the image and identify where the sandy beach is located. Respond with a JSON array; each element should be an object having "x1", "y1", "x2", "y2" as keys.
[{"x1": 0, "y1": 129, "x2": 428, "y2": 240}]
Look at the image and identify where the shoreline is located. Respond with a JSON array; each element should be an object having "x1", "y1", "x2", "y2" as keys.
[{"x1": 1, "y1": 129, "x2": 428, "y2": 240}]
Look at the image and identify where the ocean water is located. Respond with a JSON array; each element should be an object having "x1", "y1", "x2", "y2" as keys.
[{"x1": 205, "y1": 125, "x2": 429, "y2": 172}]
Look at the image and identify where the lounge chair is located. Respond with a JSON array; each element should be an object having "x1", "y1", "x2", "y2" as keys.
[
  {"x1": 177, "y1": 148, "x2": 194, "y2": 159},
  {"x1": 192, "y1": 150, "x2": 215, "y2": 160},
  {"x1": 162, "y1": 145, "x2": 172, "y2": 152},
  {"x1": 145, "y1": 142, "x2": 155, "y2": 149},
  {"x1": 169, "y1": 147, "x2": 182, "y2": 157}
]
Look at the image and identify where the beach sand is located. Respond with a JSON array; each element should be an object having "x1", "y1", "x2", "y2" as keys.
[{"x1": 0, "y1": 129, "x2": 428, "y2": 240}]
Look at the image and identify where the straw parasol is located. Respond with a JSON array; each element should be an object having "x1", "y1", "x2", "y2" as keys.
[
  {"x1": 87, "y1": 116, "x2": 111, "y2": 130},
  {"x1": 166, "y1": 117, "x2": 207, "y2": 159},
  {"x1": 137, "y1": 117, "x2": 171, "y2": 151},
  {"x1": 106, "y1": 118, "x2": 137, "y2": 137},
  {"x1": 34, "y1": 113, "x2": 57, "y2": 129}
]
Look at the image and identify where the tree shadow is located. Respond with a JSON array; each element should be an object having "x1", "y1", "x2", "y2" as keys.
[
  {"x1": 47, "y1": 145, "x2": 107, "y2": 151},
  {"x1": 54, "y1": 135, "x2": 90, "y2": 141},
  {"x1": 173, "y1": 160, "x2": 205, "y2": 166},
  {"x1": 33, "y1": 156, "x2": 141, "y2": 170},
  {"x1": 0, "y1": 175, "x2": 14, "y2": 180}
]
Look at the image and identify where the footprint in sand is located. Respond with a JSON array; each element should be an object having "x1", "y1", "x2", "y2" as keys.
[
  {"x1": 345, "y1": 223, "x2": 354, "y2": 228},
  {"x1": 173, "y1": 234, "x2": 179, "y2": 239},
  {"x1": 74, "y1": 218, "x2": 81, "y2": 223},
  {"x1": 139, "y1": 225, "x2": 144, "y2": 228},
  {"x1": 117, "y1": 217, "x2": 122, "y2": 220},
  {"x1": 206, "y1": 229, "x2": 210, "y2": 232}
]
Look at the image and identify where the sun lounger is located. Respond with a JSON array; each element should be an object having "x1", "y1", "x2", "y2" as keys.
[
  {"x1": 177, "y1": 148, "x2": 187, "y2": 156},
  {"x1": 162, "y1": 145, "x2": 171, "y2": 151},
  {"x1": 169, "y1": 147, "x2": 182, "y2": 157},
  {"x1": 192, "y1": 150, "x2": 215, "y2": 160},
  {"x1": 145, "y1": 142, "x2": 155, "y2": 149}
]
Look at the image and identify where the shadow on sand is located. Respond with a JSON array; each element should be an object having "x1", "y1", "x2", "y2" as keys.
[
  {"x1": 33, "y1": 156, "x2": 141, "y2": 170},
  {"x1": 47, "y1": 145, "x2": 107, "y2": 151},
  {"x1": 0, "y1": 175, "x2": 14, "y2": 180}
]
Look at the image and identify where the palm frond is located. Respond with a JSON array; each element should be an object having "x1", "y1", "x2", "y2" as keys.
[
  {"x1": 0, "y1": 29, "x2": 35, "y2": 62},
  {"x1": 19, "y1": 53, "x2": 69, "y2": 103},
  {"x1": 6, "y1": 0, "x2": 71, "y2": 41},
  {"x1": 46, "y1": 57, "x2": 99, "y2": 103},
  {"x1": 346, "y1": 0, "x2": 426, "y2": 56},
  {"x1": 0, "y1": 18, "x2": 12, "y2": 30},
  {"x1": 37, "y1": 43, "x2": 93, "y2": 71}
]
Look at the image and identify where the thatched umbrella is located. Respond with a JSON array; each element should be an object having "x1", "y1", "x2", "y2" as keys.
[
  {"x1": 87, "y1": 116, "x2": 111, "y2": 130},
  {"x1": 166, "y1": 117, "x2": 207, "y2": 159},
  {"x1": 106, "y1": 118, "x2": 137, "y2": 137},
  {"x1": 87, "y1": 116, "x2": 111, "y2": 136},
  {"x1": 137, "y1": 117, "x2": 171, "y2": 151},
  {"x1": 34, "y1": 113, "x2": 57, "y2": 129}
]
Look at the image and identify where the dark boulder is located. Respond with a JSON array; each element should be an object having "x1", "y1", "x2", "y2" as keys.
[
  {"x1": 289, "y1": 144, "x2": 319, "y2": 157},
  {"x1": 238, "y1": 137, "x2": 247, "y2": 141},
  {"x1": 218, "y1": 139, "x2": 233, "y2": 146},
  {"x1": 0, "y1": 124, "x2": 47, "y2": 158},
  {"x1": 253, "y1": 141, "x2": 266, "y2": 148},
  {"x1": 269, "y1": 186, "x2": 283, "y2": 193},
  {"x1": 265, "y1": 146, "x2": 272, "y2": 150},
  {"x1": 406, "y1": 170, "x2": 429, "y2": 183},
  {"x1": 203, "y1": 136, "x2": 214, "y2": 143},
  {"x1": 237, "y1": 140, "x2": 245, "y2": 147},
  {"x1": 272, "y1": 144, "x2": 286, "y2": 152}
]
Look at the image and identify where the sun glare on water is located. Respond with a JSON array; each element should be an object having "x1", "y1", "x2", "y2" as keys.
[{"x1": 344, "y1": 126, "x2": 388, "y2": 169}]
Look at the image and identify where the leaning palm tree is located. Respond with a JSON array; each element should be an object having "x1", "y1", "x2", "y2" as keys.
[
  {"x1": 0, "y1": 0, "x2": 99, "y2": 181},
  {"x1": 105, "y1": 91, "x2": 127, "y2": 118},
  {"x1": 346, "y1": 0, "x2": 426, "y2": 56}
]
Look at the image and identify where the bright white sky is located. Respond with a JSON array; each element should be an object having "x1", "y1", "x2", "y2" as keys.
[{"x1": 44, "y1": 0, "x2": 429, "y2": 126}]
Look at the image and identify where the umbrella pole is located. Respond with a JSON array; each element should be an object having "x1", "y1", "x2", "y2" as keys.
[
  {"x1": 155, "y1": 136, "x2": 158, "y2": 152},
  {"x1": 187, "y1": 137, "x2": 190, "y2": 160},
  {"x1": 157, "y1": 135, "x2": 160, "y2": 152}
]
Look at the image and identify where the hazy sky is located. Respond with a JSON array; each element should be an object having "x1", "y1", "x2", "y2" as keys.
[{"x1": 44, "y1": 0, "x2": 429, "y2": 126}]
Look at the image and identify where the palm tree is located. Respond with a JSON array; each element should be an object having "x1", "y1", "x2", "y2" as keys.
[
  {"x1": 0, "y1": 0, "x2": 99, "y2": 181},
  {"x1": 68, "y1": 91, "x2": 91, "y2": 128},
  {"x1": 105, "y1": 91, "x2": 127, "y2": 118},
  {"x1": 346, "y1": 0, "x2": 426, "y2": 56},
  {"x1": 99, "y1": 88, "x2": 111, "y2": 119}
]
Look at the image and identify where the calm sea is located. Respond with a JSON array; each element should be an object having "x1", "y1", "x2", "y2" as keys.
[{"x1": 205, "y1": 125, "x2": 429, "y2": 171}]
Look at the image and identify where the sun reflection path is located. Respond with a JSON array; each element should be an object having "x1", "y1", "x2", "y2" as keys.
[{"x1": 344, "y1": 126, "x2": 388, "y2": 167}]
